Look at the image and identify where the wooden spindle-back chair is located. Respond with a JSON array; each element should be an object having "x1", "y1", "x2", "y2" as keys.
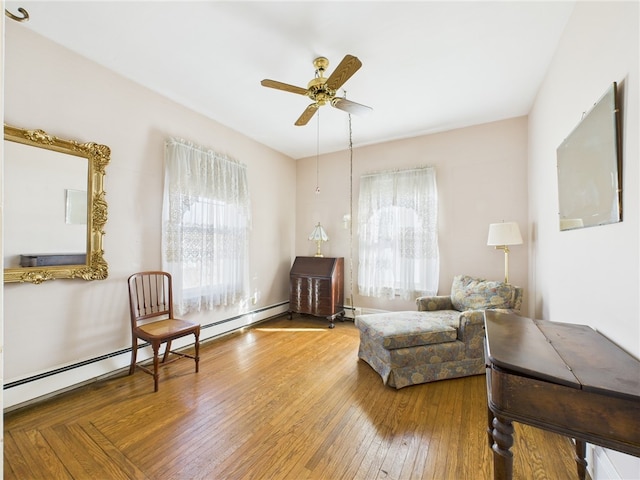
[{"x1": 127, "y1": 271, "x2": 200, "y2": 392}]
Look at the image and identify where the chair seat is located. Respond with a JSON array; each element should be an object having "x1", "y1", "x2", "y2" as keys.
[
  {"x1": 355, "y1": 310, "x2": 460, "y2": 350},
  {"x1": 137, "y1": 319, "x2": 199, "y2": 340}
]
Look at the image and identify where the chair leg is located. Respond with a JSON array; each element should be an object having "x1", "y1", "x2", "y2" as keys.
[
  {"x1": 194, "y1": 331, "x2": 200, "y2": 373},
  {"x1": 129, "y1": 337, "x2": 138, "y2": 375},
  {"x1": 162, "y1": 340, "x2": 172, "y2": 363},
  {"x1": 152, "y1": 341, "x2": 160, "y2": 392}
]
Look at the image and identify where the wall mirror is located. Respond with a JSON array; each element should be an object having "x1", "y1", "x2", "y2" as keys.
[
  {"x1": 3, "y1": 124, "x2": 110, "y2": 284},
  {"x1": 556, "y1": 82, "x2": 623, "y2": 231}
]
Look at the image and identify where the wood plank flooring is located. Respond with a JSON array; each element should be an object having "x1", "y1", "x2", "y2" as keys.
[{"x1": 4, "y1": 314, "x2": 581, "y2": 479}]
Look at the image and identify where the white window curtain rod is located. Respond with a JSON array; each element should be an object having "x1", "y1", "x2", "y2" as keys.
[
  {"x1": 166, "y1": 137, "x2": 241, "y2": 166},
  {"x1": 360, "y1": 165, "x2": 434, "y2": 178}
]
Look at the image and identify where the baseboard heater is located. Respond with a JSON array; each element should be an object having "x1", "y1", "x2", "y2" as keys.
[{"x1": 4, "y1": 302, "x2": 288, "y2": 391}]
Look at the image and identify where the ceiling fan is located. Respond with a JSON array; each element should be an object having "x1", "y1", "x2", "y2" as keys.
[{"x1": 261, "y1": 54, "x2": 373, "y2": 126}]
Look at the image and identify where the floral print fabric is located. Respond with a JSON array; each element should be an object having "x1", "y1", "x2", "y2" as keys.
[
  {"x1": 450, "y1": 274, "x2": 518, "y2": 311},
  {"x1": 356, "y1": 275, "x2": 523, "y2": 388}
]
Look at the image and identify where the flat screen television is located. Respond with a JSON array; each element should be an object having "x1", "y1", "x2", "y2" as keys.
[{"x1": 556, "y1": 82, "x2": 622, "y2": 231}]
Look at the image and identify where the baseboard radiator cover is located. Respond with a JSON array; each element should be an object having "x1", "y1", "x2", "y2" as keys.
[
  {"x1": 3, "y1": 302, "x2": 289, "y2": 411},
  {"x1": 589, "y1": 443, "x2": 633, "y2": 480}
]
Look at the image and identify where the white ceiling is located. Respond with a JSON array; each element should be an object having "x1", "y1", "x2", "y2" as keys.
[{"x1": 6, "y1": 1, "x2": 576, "y2": 159}]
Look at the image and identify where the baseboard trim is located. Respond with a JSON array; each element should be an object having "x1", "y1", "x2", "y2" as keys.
[
  {"x1": 3, "y1": 302, "x2": 288, "y2": 410},
  {"x1": 589, "y1": 445, "x2": 622, "y2": 480}
]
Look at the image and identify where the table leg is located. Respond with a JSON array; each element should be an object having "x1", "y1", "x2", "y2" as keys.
[
  {"x1": 574, "y1": 439, "x2": 587, "y2": 480},
  {"x1": 491, "y1": 415, "x2": 514, "y2": 480},
  {"x1": 487, "y1": 407, "x2": 494, "y2": 448}
]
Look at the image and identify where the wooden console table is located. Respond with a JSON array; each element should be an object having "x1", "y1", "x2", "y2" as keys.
[{"x1": 484, "y1": 311, "x2": 640, "y2": 480}]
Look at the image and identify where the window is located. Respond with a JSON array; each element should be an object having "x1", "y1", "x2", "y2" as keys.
[
  {"x1": 357, "y1": 166, "x2": 439, "y2": 299},
  {"x1": 162, "y1": 138, "x2": 250, "y2": 314}
]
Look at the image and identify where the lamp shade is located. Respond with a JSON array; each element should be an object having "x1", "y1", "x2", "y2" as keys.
[
  {"x1": 309, "y1": 222, "x2": 329, "y2": 242},
  {"x1": 487, "y1": 222, "x2": 522, "y2": 246}
]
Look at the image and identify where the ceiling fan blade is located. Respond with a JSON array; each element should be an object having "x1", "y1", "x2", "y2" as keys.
[
  {"x1": 261, "y1": 79, "x2": 308, "y2": 96},
  {"x1": 331, "y1": 97, "x2": 373, "y2": 116},
  {"x1": 295, "y1": 104, "x2": 319, "y2": 126},
  {"x1": 325, "y1": 55, "x2": 362, "y2": 91}
]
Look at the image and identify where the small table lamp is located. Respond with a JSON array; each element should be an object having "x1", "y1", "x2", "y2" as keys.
[
  {"x1": 487, "y1": 222, "x2": 522, "y2": 284},
  {"x1": 309, "y1": 222, "x2": 329, "y2": 257}
]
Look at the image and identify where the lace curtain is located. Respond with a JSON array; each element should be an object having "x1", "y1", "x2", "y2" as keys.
[
  {"x1": 357, "y1": 166, "x2": 439, "y2": 299},
  {"x1": 162, "y1": 138, "x2": 251, "y2": 314}
]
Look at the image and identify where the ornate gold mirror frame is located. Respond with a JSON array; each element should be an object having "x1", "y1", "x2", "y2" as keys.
[{"x1": 3, "y1": 124, "x2": 109, "y2": 284}]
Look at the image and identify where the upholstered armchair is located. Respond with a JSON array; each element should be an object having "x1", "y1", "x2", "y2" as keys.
[{"x1": 355, "y1": 275, "x2": 523, "y2": 389}]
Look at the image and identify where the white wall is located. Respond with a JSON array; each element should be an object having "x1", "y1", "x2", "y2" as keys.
[
  {"x1": 296, "y1": 117, "x2": 530, "y2": 313},
  {"x1": 2, "y1": 22, "x2": 296, "y2": 407},
  {"x1": 1, "y1": 9, "x2": 5, "y2": 480},
  {"x1": 528, "y1": 2, "x2": 639, "y2": 479}
]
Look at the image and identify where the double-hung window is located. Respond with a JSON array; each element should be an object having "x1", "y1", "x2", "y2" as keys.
[
  {"x1": 162, "y1": 138, "x2": 250, "y2": 314},
  {"x1": 357, "y1": 166, "x2": 439, "y2": 299}
]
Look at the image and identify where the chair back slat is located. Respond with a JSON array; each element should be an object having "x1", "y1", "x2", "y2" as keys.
[{"x1": 128, "y1": 271, "x2": 174, "y2": 325}]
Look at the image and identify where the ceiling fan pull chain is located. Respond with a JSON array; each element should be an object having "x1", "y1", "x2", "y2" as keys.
[
  {"x1": 348, "y1": 110, "x2": 355, "y2": 313},
  {"x1": 315, "y1": 109, "x2": 321, "y2": 194}
]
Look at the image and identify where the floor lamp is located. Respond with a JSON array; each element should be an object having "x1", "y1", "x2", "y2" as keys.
[{"x1": 487, "y1": 222, "x2": 522, "y2": 284}]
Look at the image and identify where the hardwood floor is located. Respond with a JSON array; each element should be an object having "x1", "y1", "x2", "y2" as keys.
[{"x1": 4, "y1": 314, "x2": 581, "y2": 479}]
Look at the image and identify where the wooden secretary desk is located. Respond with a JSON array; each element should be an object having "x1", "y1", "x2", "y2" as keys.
[{"x1": 289, "y1": 256, "x2": 344, "y2": 328}]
